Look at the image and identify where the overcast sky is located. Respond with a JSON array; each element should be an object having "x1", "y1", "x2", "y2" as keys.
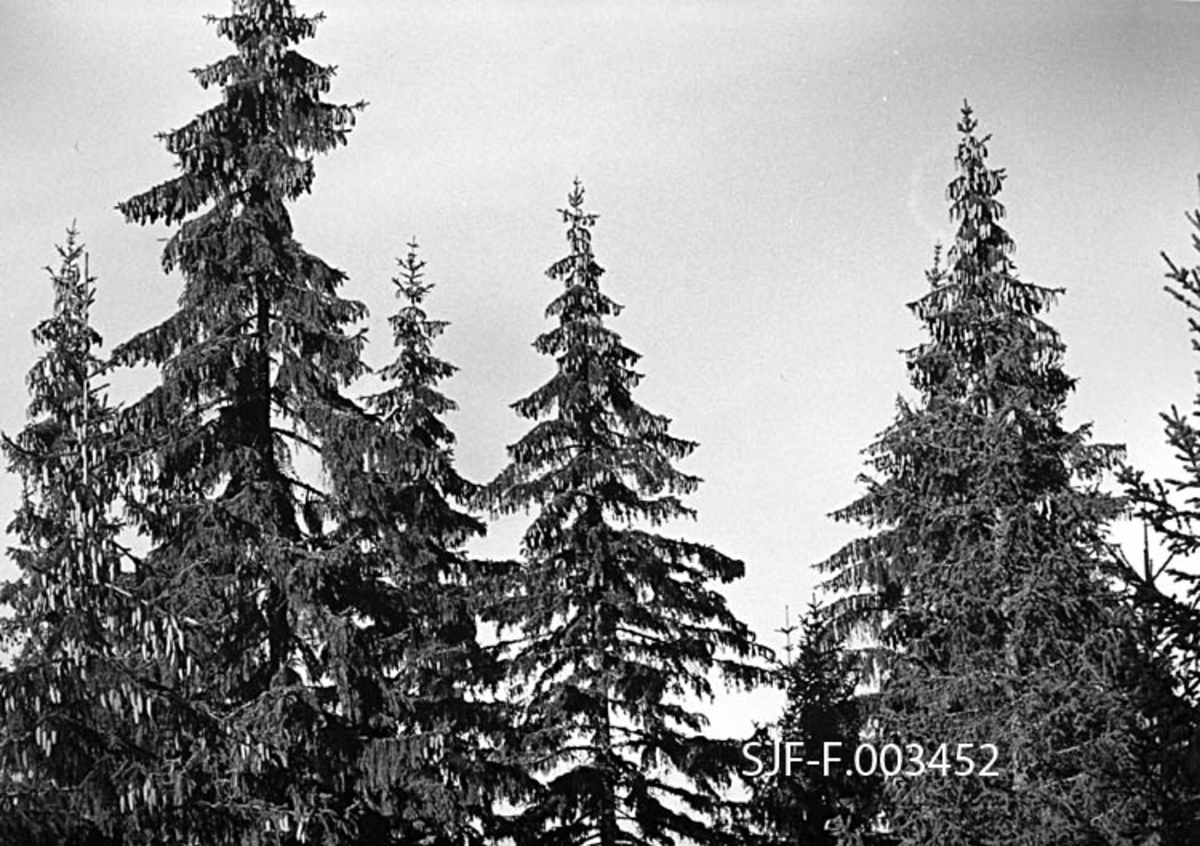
[{"x1": 4, "y1": 0, "x2": 1200, "y2": 734}]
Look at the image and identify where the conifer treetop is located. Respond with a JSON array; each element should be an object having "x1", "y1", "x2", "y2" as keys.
[
  {"x1": 1, "y1": 229, "x2": 187, "y2": 845},
  {"x1": 321, "y1": 240, "x2": 520, "y2": 845},
  {"x1": 819, "y1": 101, "x2": 1121, "y2": 646},
  {"x1": 6, "y1": 226, "x2": 126, "y2": 633},
  {"x1": 492, "y1": 180, "x2": 704, "y2": 532},
  {"x1": 817, "y1": 103, "x2": 1141, "y2": 845},
  {"x1": 372, "y1": 238, "x2": 459, "y2": 425},
  {"x1": 907, "y1": 99, "x2": 1068, "y2": 408},
  {"x1": 97, "y1": 3, "x2": 385, "y2": 841},
  {"x1": 486, "y1": 181, "x2": 768, "y2": 846}
]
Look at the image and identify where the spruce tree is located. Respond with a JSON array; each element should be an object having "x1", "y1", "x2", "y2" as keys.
[
  {"x1": 107, "y1": 2, "x2": 431, "y2": 842},
  {"x1": 817, "y1": 103, "x2": 1149, "y2": 844},
  {"x1": 485, "y1": 180, "x2": 769, "y2": 846},
  {"x1": 1116, "y1": 199, "x2": 1200, "y2": 839},
  {"x1": 743, "y1": 605, "x2": 890, "y2": 846},
  {"x1": 321, "y1": 239, "x2": 528, "y2": 844},
  {"x1": 0, "y1": 228, "x2": 174, "y2": 845}
]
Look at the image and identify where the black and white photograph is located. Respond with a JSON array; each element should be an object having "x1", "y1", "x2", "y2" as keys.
[{"x1": 2, "y1": 1, "x2": 1199, "y2": 843}]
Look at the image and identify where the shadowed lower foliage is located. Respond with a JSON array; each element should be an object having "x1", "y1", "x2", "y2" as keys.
[
  {"x1": 30, "y1": 2, "x2": 519, "y2": 842},
  {"x1": 817, "y1": 102, "x2": 1154, "y2": 845},
  {"x1": 0, "y1": 228, "x2": 161, "y2": 846},
  {"x1": 1116, "y1": 197, "x2": 1200, "y2": 843},
  {"x1": 742, "y1": 604, "x2": 893, "y2": 846},
  {"x1": 484, "y1": 181, "x2": 771, "y2": 846}
]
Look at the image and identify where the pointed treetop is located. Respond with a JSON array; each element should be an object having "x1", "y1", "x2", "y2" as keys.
[
  {"x1": 394, "y1": 237, "x2": 432, "y2": 308},
  {"x1": 119, "y1": 0, "x2": 365, "y2": 232},
  {"x1": 947, "y1": 101, "x2": 1010, "y2": 267},
  {"x1": 552, "y1": 178, "x2": 602, "y2": 292},
  {"x1": 957, "y1": 98, "x2": 978, "y2": 135},
  {"x1": 777, "y1": 604, "x2": 797, "y2": 664}
]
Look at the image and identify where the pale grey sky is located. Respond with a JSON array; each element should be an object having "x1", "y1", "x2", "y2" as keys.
[{"x1": 3, "y1": 0, "x2": 1200, "y2": 734}]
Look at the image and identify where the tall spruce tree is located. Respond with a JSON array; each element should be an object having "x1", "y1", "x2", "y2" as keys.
[
  {"x1": 320, "y1": 239, "x2": 528, "y2": 844},
  {"x1": 105, "y1": 2, "x2": 466, "y2": 842},
  {"x1": 817, "y1": 103, "x2": 1149, "y2": 844},
  {"x1": 1115, "y1": 197, "x2": 1200, "y2": 839},
  {"x1": 0, "y1": 228, "x2": 174, "y2": 845},
  {"x1": 485, "y1": 180, "x2": 769, "y2": 846}
]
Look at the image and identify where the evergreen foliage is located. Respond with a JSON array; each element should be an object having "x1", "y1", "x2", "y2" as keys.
[
  {"x1": 744, "y1": 605, "x2": 890, "y2": 846},
  {"x1": 484, "y1": 180, "x2": 769, "y2": 846},
  {"x1": 112, "y1": 4, "x2": 368, "y2": 839},
  {"x1": 325, "y1": 239, "x2": 529, "y2": 844},
  {"x1": 1116, "y1": 201, "x2": 1200, "y2": 839},
  {"x1": 817, "y1": 103, "x2": 1149, "y2": 844},
  {"x1": 104, "y1": 2, "x2": 514, "y2": 842},
  {"x1": 13, "y1": 12, "x2": 1200, "y2": 844},
  {"x1": 0, "y1": 228, "x2": 162, "y2": 845}
]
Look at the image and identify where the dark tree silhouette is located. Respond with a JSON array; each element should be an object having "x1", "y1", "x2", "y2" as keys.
[
  {"x1": 818, "y1": 103, "x2": 1150, "y2": 844},
  {"x1": 485, "y1": 181, "x2": 769, "y2": 846},
  {"x1": 0, "y1": 228, "x2": 155, "y2": 845},
  {"x1": 743, "y1": 605, "x2": 891, "y2": 846},
  {"x1": 1116, "y1": 194, "x2": 1200, "y2": 843},
  {"x1": 107, "y1": 1, "x2": 519, "y2": 841}
]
